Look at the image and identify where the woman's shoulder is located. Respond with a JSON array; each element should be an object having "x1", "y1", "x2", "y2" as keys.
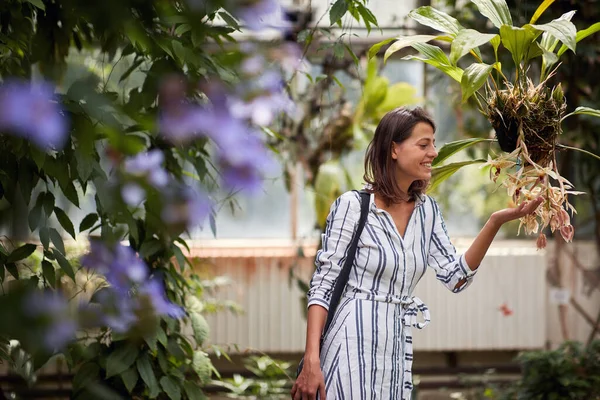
[{"x1": 335, "y1": 190, "x2": 365, "y2": 213}]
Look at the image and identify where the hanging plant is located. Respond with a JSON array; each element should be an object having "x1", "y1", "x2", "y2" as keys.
[{"x1": 371, "y1": 0, "x2": 600, "y2": 247}]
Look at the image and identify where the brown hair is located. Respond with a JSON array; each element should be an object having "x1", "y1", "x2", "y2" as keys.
[{"x1": 363, "y1": 106, "x2": 436, "y2": 205}]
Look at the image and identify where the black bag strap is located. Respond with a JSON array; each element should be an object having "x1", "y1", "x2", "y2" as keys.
[{"x1": 321, "y1": 190, "x2": 371, "y2": 337}]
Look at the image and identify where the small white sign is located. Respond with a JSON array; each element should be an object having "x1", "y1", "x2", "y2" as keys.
[{"x1": 549, "y1": 288, "x2": 571, "y2": 305}]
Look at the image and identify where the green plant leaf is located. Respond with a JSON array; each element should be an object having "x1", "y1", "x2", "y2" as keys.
[
  {"x1": 121, "y1": 367, "x2": 139, "y2": 393},
  {"x1": 561, "y1": 106, "x2": 600, "y2": 121},
  {"x1": 73, "y1": 363, "x2": 99, "y2": 392},
  {"x1": 54, "y1": 250, "x2": 75, "y2": 281},
  {"x1": 183, "y1": 382, "x2": 206, "y2": 400},
  {"x1": 329, "y1": 0, "x2": 348, "y2": 26},
  {"x1": 368, "y1": 38, "x2": 394, "y2": 59},
  {"x1": 42, "y1": 260, "x2": 56, "y2": 288},
  {"x1": 39, "y1": 227, "x2": 50, "y2": 250},
  {"x1": 490, "y1": 34, "x2": 501, "y2": 61},
  {"x1": 408, "y1": 6, "x2": 463, "y2": 35},
  {"x1": 43, "y1": 192, "x2": 55, "y2": 218},
  {"x1": 471, "y1": 0, "x2": 513, "y2": 29},
  {"x1": 160, "y1": 376, "x2": 181, "y2": 400},
  {"x1": 433, "y1": 138, "x2": 494, "y2": 166},
  {"x1": 106, "y1": 343, "x2": 140, "y2": 378},
  {"x1": 430, "y1": 159, "x2": 487, "y2": 191},
  {"x1": 54, "y1": 207, "x2": 76, "y2": 239},
  {"x1": 529, "y1": 0, "x2": 555, "y2": 24},
  {"x1": 450, "y1": 29, "x2": 497, "y2": 65},
  {"x1": 24, "y1": 0, "x2": 45, "y2": 11},
  {"x1": 557, "y1": 22, "x2": 600, "y2": 57},
  {"x1": 383, "y1": 35, "x2": 448, "y2": 63},
  {"x1": 403, "y1": 42, "x2": 464, "y2": 82},
  {"x1": 29, "y1": 194, "x2": 44, "y2": 232},
  {"x1": 556, "y1": 144, "x2": 600, "y2": 162},
  {"x1": 79, "y1": 213, "x2": 99, "y2": 232},
  {"x1": 136, "y1": 355, "x2": 160, "y2": 399},
  {"x1": 500, "y1": 24, "x2": 540, "y2": 67},
  {"x1": 5, "y1": 263, "x2": 19, "y2": 279},
  {"x1": 460, "y1": 62, "x2": 497, "y2": 102},
  {"x1": 531, "y1": 18, "x2": 577, "y2": 53},
  {"x1": 49, "y1": 228, "x2": 65, "y2": 255},
  {"x1": 7, "y1": 244, "x2": 37, "y2": 263},
  {"x1": 191, "y1": 313, "x2": 210, "y2": 347}
]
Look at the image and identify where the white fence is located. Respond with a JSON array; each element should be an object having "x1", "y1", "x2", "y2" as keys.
[{"x1": 194, "y1": 239, "x2": 552, "y2": 353}]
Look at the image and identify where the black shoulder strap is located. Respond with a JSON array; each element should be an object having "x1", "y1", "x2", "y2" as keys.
[{"x1": 321, "y1": 190, "x2": 371, "y2": 336}]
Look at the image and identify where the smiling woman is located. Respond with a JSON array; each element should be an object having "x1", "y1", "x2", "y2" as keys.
[{"x1": 292, "y1": 106, "x2": 544, "y2": 400}]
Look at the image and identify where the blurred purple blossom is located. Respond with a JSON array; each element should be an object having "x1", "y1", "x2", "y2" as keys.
[
  {"x1": 124, "y1": 150, "x2": 169, "y2": 188},
  {"x1": 139, "y1": 279, "x2": 185, "y2": 319},
  {"x1": 121, "y1": 183, "x2": 146, "y2": 206},
  {"x1": 90, "y1": 288, "x2": 138, "y2": 333},
  {"x1": 162, "y1": 186, "x2": 212, "y2": 229},
  {"x1": 82, "y1": 241, "x2": 148, "y2": 292},
  {"x1": 0, "y1": 80, "x2": 68, "y2": 150},
  {"x1": 158, "y1": 105, "x2": 207, "y2": 143},
  {"x1": 234, "y1": 0, "x2": 284, "y2": 31},
  {"x1": 24, "y1": 290, "x2": 76, "y2": 350}
]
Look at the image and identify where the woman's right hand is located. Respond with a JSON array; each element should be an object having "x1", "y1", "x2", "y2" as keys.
[{"x1": 290, "y1": 358, "x2": 326, "y2": 400}]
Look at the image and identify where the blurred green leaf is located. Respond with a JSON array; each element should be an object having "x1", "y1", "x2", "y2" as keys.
[
  {"x1": 54, "y1": 207, "x2": 76, "y2": 239},
  {"x1": 106, "y1": 343, "x2": 140, "y2": 379},
  {"x1": 160, "y1": 376, "x2": 181, "y2": 400},
  {"x1": 7, "y1": 244, "x2": 36, "y2": 263},
  {"x1": 408, "y1": 6, "x2": 463, "y2": 35}
]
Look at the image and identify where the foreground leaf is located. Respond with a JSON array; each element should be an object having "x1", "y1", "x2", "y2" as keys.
[
  {"x1": 450, "y1": 29, "x2": 497, "y2": 65},
  {"x1": 529, "y1": 0, "x2": 555, "y2": 24},
  {"x1": 7, "y1": 244, "x2": 37, "y2": 263},
  {"x1": 531, "y1": 17, "x2": 577, "y2": 53},
  {"x1": 500, "y1": 24, "x2": 540, "y2": 67},
  {"x1": 557, "y1": 22, "x2": 600, "y2": 57},
  {"x1": 106, "y1": 343, "x2": 140, "y2": 378}
]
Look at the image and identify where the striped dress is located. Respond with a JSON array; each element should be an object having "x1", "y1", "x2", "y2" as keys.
[{"x1": 307, "y1": 190, "x2": 477, "y2": 399}]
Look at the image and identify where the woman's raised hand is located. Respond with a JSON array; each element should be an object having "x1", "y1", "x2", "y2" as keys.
[
  {"x1": 291, "y1": 359, "x2": 326, "y2": 400},
  {"x1": 491, "y1": 196, "x2": 544, "y2": 226}
]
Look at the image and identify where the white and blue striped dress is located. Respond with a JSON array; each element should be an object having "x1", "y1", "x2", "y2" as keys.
[{"x1": 307, "y1": 190, "x2": 477, "y2": 399}]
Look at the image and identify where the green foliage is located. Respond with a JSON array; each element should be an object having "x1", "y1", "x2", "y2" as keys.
[{"x1": 213, "y1": 355, "x2": 292, "y2": 399}]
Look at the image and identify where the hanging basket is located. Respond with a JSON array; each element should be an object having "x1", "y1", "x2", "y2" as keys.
[{"x1": 485, "y1": 81, "x2": 566, "y2": 167}]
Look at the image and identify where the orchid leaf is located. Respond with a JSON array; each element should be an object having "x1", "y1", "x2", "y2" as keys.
[
  {"x1": 408, "y1": 6, "x2": 463, "y2": 35},
  {"x1": 561, "y1": 106, "x2": 600, "y2": 121},
  {"x1": 383, "y1": 35, "x2": 450, "y2": 63},
  {"x1": 433, "y1": 138, "x2": 495, "y2": 166},
  {"x1": 402, "y1": 42, "x2": 464, "y2": 82},
  {"x1": 500, "y1": 24, "x2": 540, "y2": 67},
  {"x1": 531, "y1": 17, "x2": 577, "y2": 53},
  {"x1": 430, "y1": 159, "x2": 487, "y2": 191},
  {"x1": 470, "y1": 0, "x2": 512, "y2": 29},
  {"x1": 557, "y1": 22, "x2": 600, "y2": 57},
  {"x1": 460, "y1": 62, "x2": 498, "y2": 102},
  {"x1": 450, "y1": 29, "x2": 497, "y2": 65},
  {"x1": 529, "y1": 0, "x2": 555, "y2": 25}
]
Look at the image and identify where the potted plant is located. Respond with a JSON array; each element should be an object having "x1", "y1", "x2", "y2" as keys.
[{"x1": 371, "y1": 0, "x2": 600, "y2": 247}]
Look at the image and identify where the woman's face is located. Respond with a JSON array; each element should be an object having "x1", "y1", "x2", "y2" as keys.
[{"x1": 391, "y1": 122, "x2": 438, "y2": 182}]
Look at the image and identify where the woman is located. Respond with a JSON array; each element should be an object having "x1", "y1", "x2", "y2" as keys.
[{"x1": 291, "y1": 107, "x2": 542, "y2": 400}]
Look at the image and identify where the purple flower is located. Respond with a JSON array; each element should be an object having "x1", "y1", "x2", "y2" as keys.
[
  {"x1": 158, "y1": 105, "x2": 207, "y2": 143},
  {"x1": 121, "y1": 183, "x2": 146, "y2": 206},
  {"x1": 216, "y1": 132, "x2": 276, "y2": 193},
  {"x1": 24, "y1": 290, "x2": 76, "y2": 350},
  {"x1": 139, "y1": 279, "x2": 185, "y2": 319},
  {"x1": 91, "y1": 288, "x2": 138, "y2": 333},
  {"x1": 162, "y1": 186, "x2": 212, "y2": 229},
  {"x1": 0, "y1": 79, "x2": 68, "y2": 150},
  {"x1": 82, "y1": 241, "x2": 148, "y2": 291},
  {"x1": 234, "y1": 0, "x2": 283, "y2": 31},
  {"x1": 123, "y1": 150, "x2": 169, "y2": 188}
]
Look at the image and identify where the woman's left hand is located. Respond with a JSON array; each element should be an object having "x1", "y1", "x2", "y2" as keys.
[{"x1": 491, "y1": 196, "x2": 544, "y2": 226}]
